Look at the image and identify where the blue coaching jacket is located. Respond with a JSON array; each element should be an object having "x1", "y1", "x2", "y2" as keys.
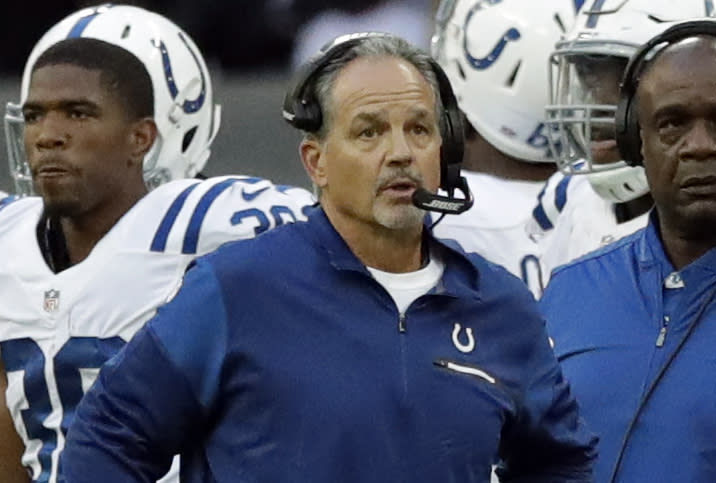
[
  {"x1": 542, "y1": 213, "x2": 716, "y2": 483},
  {"x1": 63, "y1": 208, "x2": 595, "y2": 482}
]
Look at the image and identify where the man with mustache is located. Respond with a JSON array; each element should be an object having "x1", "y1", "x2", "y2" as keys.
[
  {"x1": 61, "y1": 33, "x2": 596, "y2": 482},
  {"x1": 541, "y1": 20, "x2": 716, "y2": 482}
]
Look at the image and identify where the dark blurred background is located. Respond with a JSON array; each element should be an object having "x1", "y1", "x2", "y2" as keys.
[{"x1": 0, "y1": 0, "x2": 438, "y2": 193}]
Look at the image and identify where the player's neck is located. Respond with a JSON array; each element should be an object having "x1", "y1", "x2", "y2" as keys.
[
  {"x1": 462, "y1": 134, "x2": 554, "y2": 182},
  {"x1": 60, "y1": 187, "x2": 148, "y2": 266}
]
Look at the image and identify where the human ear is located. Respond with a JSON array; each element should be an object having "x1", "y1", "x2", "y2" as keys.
[
  {"x1": 300, "y1": 138, "x2": 328, "y2": 188},
  {"x1": 129, "y1": 118, "x2": 158, "y2": 166}
]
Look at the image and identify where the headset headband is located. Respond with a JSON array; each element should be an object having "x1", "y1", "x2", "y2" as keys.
[{"x1": 616, "y1": 19, "x2": 716, "y2": 166}]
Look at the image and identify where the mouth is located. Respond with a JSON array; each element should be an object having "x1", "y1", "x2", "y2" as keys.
[
  {"x1": 681, "y1": 175, "x2": 716, "y2": 195},
  {"x1": 380, "y1": 178, "x2": 418, "y2": 198},
  {"x1": 33, "y1": 161, "x2": 73, "y2": 179}
]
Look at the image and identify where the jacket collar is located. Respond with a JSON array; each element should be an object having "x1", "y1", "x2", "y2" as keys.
[
  {"x1": 304, "y1": 207, "x2": 482, "y2": 300},
  {"x1": 637, "y1": 210, "x2": 716, "y2": 277}
]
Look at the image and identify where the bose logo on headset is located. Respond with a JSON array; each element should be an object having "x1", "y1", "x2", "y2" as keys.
[
  {"x1": 616, "y1": 19, "x2": 716, "y2": 167},
  {"x1": 282, "y1": 31, "x2": 474, "y2": 215}
]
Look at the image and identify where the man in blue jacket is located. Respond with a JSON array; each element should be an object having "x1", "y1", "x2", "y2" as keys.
[
  {"x1": 62, "y1": 33, "x2": 596, "y2": 482},
  {"x1": 542, "y1": 20, "x2": 716, "y2": 483}
]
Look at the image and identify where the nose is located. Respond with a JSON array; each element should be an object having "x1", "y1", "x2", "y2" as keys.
[
  {"x1": 679, "y1": 119, "x2": 716, "y2": 161},
  {"x1": 32, "y1": 112, "x2": 69, "y2": 151},
  {"x1": 386, "y1": 128, "x2": 412, "y2": 167}
]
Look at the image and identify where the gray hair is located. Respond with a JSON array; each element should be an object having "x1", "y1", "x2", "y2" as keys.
[{"x1": 308, "y1": 35, "x2": 445, "y2": 140}]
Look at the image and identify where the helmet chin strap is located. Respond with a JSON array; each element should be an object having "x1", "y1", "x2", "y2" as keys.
[{"x1": 586, "y1": 164, "x2": 650, "y2": 203}]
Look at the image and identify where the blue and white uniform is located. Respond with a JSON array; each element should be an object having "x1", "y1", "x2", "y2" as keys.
[{"x1": 0, "y1": 175, "x2": 312, "y2": 483}]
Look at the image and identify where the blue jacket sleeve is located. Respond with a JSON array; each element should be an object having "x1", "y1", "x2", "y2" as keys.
[
  {"x1": 496, "y1": 312, "x2": 598, "y2": 482},
  {"x1": 62, "y1": 258, "x2": 229, "y2": 482}
]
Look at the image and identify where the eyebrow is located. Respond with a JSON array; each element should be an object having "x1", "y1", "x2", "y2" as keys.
[
  {"x1": 351, "y1": 111, "x2": 385, "y2": 125},
  {"x1": 350, "y1": 106, "x2": 435, "y2": 124},
  {"x1": 22, "y1": 99, "x2": 100, "y2": 112},
  {"x1": 650, "y1": 103, "x2": 689, "y2": 121}
]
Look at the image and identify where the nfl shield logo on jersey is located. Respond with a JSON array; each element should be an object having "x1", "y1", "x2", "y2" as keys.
[{"x1": 43, "y1": 289, "x2": 60, "y2": 313}]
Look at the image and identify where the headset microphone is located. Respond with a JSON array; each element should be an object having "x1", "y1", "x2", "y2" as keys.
[{"x1": 411, "y1": 177, "x2": 473, "y2": 215}]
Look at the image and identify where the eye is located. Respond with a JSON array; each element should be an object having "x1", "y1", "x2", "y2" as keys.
[
  {"x1": 412, "y1": 124, "x2": 430, "y2": 136},
  {"x1": 69, "y1": 109, "x2": 89, "y2": 120},
  {"x1": 358, "y1": 127, "x2": 377, "y2": 139},
  {"x1": 22, "y1": 110, "x2": 39, "y2": 124}
]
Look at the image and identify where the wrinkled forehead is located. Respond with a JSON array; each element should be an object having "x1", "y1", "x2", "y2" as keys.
[{"x1": 332, "y1": 56, "x2": 436, "y2": 112}]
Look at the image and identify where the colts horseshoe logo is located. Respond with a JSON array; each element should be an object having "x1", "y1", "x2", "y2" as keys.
[
  {"x1": 463, "y1": 4, "x2": 521, "y2": 70},
  {"x1": 157, "y1": 32, "x2": 207, "y2": 114},
  {"x1": 452, "y1": 323, "x2": 475, "y2": 353}
]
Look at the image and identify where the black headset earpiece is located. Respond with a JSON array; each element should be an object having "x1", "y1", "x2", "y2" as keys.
[
  {"x1": 282, "y1": 32, "x2": 473, "y2": 214},
  {"x1": 616, "y1": 19, "x2": 716, "y2": 167}
]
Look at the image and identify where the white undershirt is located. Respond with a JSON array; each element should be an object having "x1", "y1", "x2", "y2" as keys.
[{"x1": 367, "y1": 251, "x2": 445, "y2": 314}]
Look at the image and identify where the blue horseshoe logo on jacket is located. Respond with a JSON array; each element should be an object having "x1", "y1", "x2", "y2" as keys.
[{"x1": 463, "y1": 6, "x2": 521, "y2": 70}]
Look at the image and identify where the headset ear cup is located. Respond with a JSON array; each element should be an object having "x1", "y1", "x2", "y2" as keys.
[
  {"x1": 291, "y1": 99, "x2": 322, "y2": 133},
  {"x1": 439, "y1": 107, "x2": 464, "y2": 191},
  {"x1": 625, "y1": 100, "x2": 643, "y2": 167},
  {"x1": 430, "y1": 59, "x2": 465, "y2": 193},
  {"x1": 615, "y1": 91, "x2": 642, "y2": 167},
  {"x1": 614, "y1": 64, "x2": 644, "y2": 167}
]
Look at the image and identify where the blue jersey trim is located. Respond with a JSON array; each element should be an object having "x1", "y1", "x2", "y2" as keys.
[
  {"x1": 532, "y1": 188, "x2": 554, "y2": 231},
  {"x1": 150, "y1": 184, "x2": 200, "y2": 253},
  {"x1": 555, "y1": 176, "x2": 571, "y2": 212},
  {"x1": 182, "y1": 178, "x2": 241, "y2": 254}
]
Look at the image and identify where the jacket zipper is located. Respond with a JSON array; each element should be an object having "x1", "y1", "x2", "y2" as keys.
[
  {"x1": 655, "y1": 315, "x2": 670, "y2": 347},
  {"x1": 434, "y1": 359, "x2": 496, "y2": 384},
  {"x1": 398, "y1": 312, "x2": 406, "y2": 333}
]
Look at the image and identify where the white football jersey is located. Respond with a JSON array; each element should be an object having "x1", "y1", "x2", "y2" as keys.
[
  {"x1": 431, "y1": 171, "x2": 546, "y2": 299},
  {"x1": 0, "y1": 175, "x2": 313, "y2": 482},
  {"x1": 532, "y1": 173, "x2": 649, "y2": 283}
]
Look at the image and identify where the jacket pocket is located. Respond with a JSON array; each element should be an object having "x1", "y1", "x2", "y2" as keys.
[{"x1": 434, "y1": 358, "x2": 497, "y2": 385}]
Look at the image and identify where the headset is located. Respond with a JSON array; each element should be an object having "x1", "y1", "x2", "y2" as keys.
[
  {"x1": 616, "y1": 19, "x2": 716, "y2": 167},
  {"x1": 282, "y1": 32, "x2": 473, "y2": 215}
]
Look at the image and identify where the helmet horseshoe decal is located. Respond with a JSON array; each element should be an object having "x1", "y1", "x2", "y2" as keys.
[
  {"x1": 157, "y1": 32, "x2": 206, "y2": 114},
  {"x1": 463, "y1": 4, "x2": 521, "y2": 70}
]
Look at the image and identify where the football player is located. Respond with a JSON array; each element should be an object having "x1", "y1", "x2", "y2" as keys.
[
  {"x1": 430, "y1": 0, "x2": 578, "y2": 298},
  {"x1": 0, "y1": 5, "x2": 313, "y2": 483},
  {"x1": 533, "y1": 0, "x2": 715, "y2": 281}
]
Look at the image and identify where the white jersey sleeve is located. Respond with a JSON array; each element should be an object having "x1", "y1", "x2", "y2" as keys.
[
  {"x1": 431, "y1": 172, "x2": 546, "y2": 299},
  {"x1": 526, "y1": 171, "x2": 578, "y2": 240},
  {"x1": 140, "y1": 175, "x2": 314, "y2": 257},
  {"x1": 538, "y1": 176, "x2": 649, "y2": 283},
  {"x1": 0, "y1": 176, "x2": 313, "y2": 482}
]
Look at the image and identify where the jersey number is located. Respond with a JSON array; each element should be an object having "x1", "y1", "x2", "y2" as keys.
[{"x1": 1, "y1": 336, "x2": 125, "y2": 482}]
